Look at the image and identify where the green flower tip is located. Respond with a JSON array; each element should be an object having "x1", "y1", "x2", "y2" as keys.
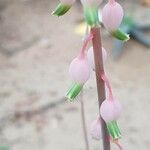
[
  {"x1": 65, "y1": 83, "x2": 83, "y2": 102},
  {"x1": 52, "y1": 3, "x2": 71, "y2": 16},
  {"x1": 83, "y1": 6, "x2": 99, "y2": 27},
  {"x1": 111, "y1": 29, "x2": 130, "y2": 42},
  {"x1": 106, "y1": 121, "x2": 121, "y2": 140}
]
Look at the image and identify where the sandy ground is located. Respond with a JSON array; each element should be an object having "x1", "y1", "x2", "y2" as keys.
[{"x1": 0, "y1": 0, "x2": 150, "y2": 150}]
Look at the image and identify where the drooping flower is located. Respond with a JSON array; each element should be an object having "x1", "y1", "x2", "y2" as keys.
[
  {"x1": 101, "y1": 0, "x2": 129, "y2": 41},
  {"x1": 87, "y1": 46, "x2": 107, "y2": 70},
  {"x1": 100, "y1": 99, "x2": 122, "y2": 140},
  {"x1": 66, "y1": 33, "x2": 93, "y2": 102},
  {"x1": 52, "y1": 0, "x2": 76, "y2": 16},
  {"x1": 66, "y1": 56, "x2": 91, "y2": 102},
  {"x1": 90, "y1": 117, "x2": 102, "y2": 140},
  {"x1": 99, "y1": 73, "x2": 122, "y2": 140}
]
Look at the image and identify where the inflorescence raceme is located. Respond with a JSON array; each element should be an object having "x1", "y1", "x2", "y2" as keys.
[{"x1": 52, "y1": 0, "x2": 129, "y2": 149}]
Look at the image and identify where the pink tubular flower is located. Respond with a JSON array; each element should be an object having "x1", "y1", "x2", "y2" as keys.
[
  {"x1": 87, "y1": 46, "x2": 107, "y2": 70},
  {"x1": 90, "y1": 117, "x2": 102, "y2": 140},
  {"x1": 101, "y1": 0, "x2": 124, "y2": 31}
]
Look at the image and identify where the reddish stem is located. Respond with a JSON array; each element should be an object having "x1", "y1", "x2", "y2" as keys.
[
  {"x1": 91, "y1": 27, "x2": 110, "y2": 150},
  {"x1": 101, "y1": 73, "x2": 114, "y2": 101},
  {"x1": 78, "y1": 32, "x2": 93, "y2": 59},
  {"x1": 109, "y1": 137, "x2": 123, "y2": 150}
]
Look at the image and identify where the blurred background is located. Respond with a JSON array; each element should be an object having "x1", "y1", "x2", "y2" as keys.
[{"x1": 0, "y1": 0, "x2": 150, "y2": 150}]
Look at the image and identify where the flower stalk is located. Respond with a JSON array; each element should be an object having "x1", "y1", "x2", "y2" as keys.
[
  {"x1": 80, "y1": 91, "x2": 90, "y2": 150},
  {"x1": 91, "y1": 26, "x2": 110, "y2": 150}
]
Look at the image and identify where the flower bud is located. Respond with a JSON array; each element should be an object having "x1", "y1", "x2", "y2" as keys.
[
  {"x1": 52, "y1": 0, "x2": 75, "y2": 16},
  {"x1": 90, "y1": 118, "x2": 102, "y2": 140},
  {"x1": 69, "y1": 57, "x2": 91, "y2": 84},
  {"x1": 87, "y1": 46, "x2": 107, "y2": 70}
]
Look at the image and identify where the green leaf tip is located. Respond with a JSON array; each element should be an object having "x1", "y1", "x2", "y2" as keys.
[
  {"x1": 52, "y1": 3, "x2": 71, "y2": 16},
  {"x1": 65, "y1": 83, "x2": 83, "y2": 102},
  {"x1": 83, "y1": 6, "x2": 99, "y2": 27},
  {"x1": 106, "y1": 121, "x2": 121, "y2": 140},
  {"x1": 111, "y1": 29, "x2": 130, "y2": 41}
]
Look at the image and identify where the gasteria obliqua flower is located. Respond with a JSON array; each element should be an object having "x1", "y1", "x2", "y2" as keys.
[
  {"x1": 66, "y1": 32, "x2": 92, "y2": 102},
  {"x1": 101, "y1": 0, "x2": 129, "y2": 41},
  {"x1": 81, "y1": 0, "x2": 102, "y2": 26},
  {"x1": 100, "y1": 99, "x2": 122, "y2": 140},
  {"x1": 66, "y1": 56, "x2": 91, "y2": 102},
  {"x1": 87, "y1": 46, "x2": 107, "y2": 70},
  {"x1": 90, "y1": 117, "x2": 102, "y2": 140},
  {"x1": 52, "y1": 0, "x2": 76, "y2": 16}
]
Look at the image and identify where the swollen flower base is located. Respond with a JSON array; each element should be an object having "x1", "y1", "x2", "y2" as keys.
[{"x1": 102, "y1": 1, "x2": 123, "y2": 30}]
